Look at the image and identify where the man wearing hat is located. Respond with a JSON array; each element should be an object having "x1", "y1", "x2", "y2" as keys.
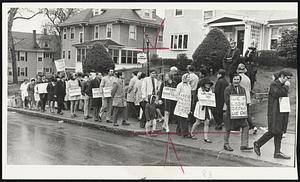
[
  {"x1": 253, "y1": 70, "x2": 293, "y2": 159},
  {"x1": 223, "y1": 40, "x2": 241, "y2": 79},
  {"x1": 170, "y1": 66, "x2": 182, "y2": 86},
  {"x1": 214, "y1": 69, "x2": 229, "y2": 130},
  {"x1": 237, "y1": 63, "x2": 258, "y2": 134}
]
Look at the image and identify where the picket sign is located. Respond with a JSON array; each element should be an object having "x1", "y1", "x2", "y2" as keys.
[
  {"x1": 54, "y1": 59, "x2": 65, "y2": 72},
  {"x1": 279, "y1": 97, "x2": 291, "y2": 112},
  {"x1": 198, "y1": 92, "x2": 216, "y2": 107},
  {"x1": 69, "y1": 87, "x2": 81, "y2": 97},
  {"x1": 37, "y1": 83, "x2": 48, "y2": 94},
  {"x1": 92, "y1": 88, "x2": 102, "y2": 98},
  {"x1": 174, "y1": 90, "x2": 191, "y2": 118},
  {"x1": 230, "y1": 94, "x2": 248, "y2": 119},
  {"x1": 161, "y1": 87, "x2": 177, "y2": 101},
  {"x1": 103, "y1": 87, "x2": 112, "y2": 98},
  {"x1": 75, "y1": 62, "x2": 83, "y2": 73}
]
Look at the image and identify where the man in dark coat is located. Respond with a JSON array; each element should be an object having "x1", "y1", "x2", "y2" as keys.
[
  {"x1": 91, "y1": 73, "x2": 102, "y2": 121},
  {"x1": 254, "y1": 70, "x2": 293, "y2": 159},
  {"x1": 214, "y1": 69, "x2": 229, "y2": 130},
  {"x1": 244, "y1": 46, "x2": 258, "y2": 90},
  {"x1": 39, "y1": 75, "x2": 48, "y2": 112},
  {"x1": 223, "y1": 73, "x2": 253, "y2": 152},
  {"x1": 223, "y1": 41, "x2": 241, "y2": 79},
  {"x1": 54, "y1": 75, "x2": 66, "y2": 115}
]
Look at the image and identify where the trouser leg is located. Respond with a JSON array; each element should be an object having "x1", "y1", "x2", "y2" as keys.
[
  {"x1": 106, "y1": 98, "x2": 113, "y2": 121},
  {"x1": 247, "y1": 104, "x2": 255, "y2": 129},
  {"x1": 163, "y1": 111, "x2": 170, "y2": 131},
  {"x1": 99, "y1": 98, "x2": 108, "y2": 120},
  {"x1": 256, "y1": 131, "x2": 274, "y2": 148},
  {"x1": 180, "y1": 118, "x2": 189, "y2": 136},
  {"x1": 274, "y1": 133, "x2": 283, "y2": 154},
  {"x1": 84, "y1": 96, "x2": 90, "y2": 117},
  {"x1": 112, "y1": 107, "x2": 119, "y2": 124},
  {"x1": 241, "y1": 125, "x2": 249, "y2": 147},
  {"x1": 224, "y1": 130, "x2": 230, "y2": 145},
  {"x1": 121, "y1": 107, "x2": 128, "y2": 121},
  {"x1": 57, "y1": 101, "x2": 62, "y2": 113},
  {"x1": 140, "y1": 101, "x2": 147, "y2": 128}
]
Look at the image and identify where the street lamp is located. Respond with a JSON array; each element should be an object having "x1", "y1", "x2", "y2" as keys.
[{"x1": 146, "y1": 37, "x2": 150, "y2": 76}]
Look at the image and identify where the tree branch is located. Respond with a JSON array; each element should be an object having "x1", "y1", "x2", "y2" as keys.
[{"x1": 13, "y1": 11, "x2": 42, "y2": 20}]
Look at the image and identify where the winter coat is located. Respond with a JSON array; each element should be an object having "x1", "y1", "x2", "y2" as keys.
[
  {"x1": 223, "y1": 47, "x2": 241, "y2": 75},
  {"x1": 145, "y1": 95, "x2": 157, "y2": 121},
  {"x1": 158, "y1": 80, "x2": 177, "y2": 112},
  {"x1": 224, "y1": 84, "x2": 248, "y2": 131},
  {"x1": 100, "y1": 75, "x2": 117, "y2": 98},
  {"x1": 81, "y1": 79, "x2": 92, "y2": 97},
  {"x1": 127, "y1": 76, "x2": 138, "y2": 102},
  {"x1": 111, "y1": 78, "x2": 126, "y2": 107},
  {"x1": 239, "y1": 73, "x2": 251, "y2": 104},
  {"x1": 47, "y1": 82, "x2": 56, "y2": 101},
  {"x1": 267, "y1": 80, "x2": 289, "y2": 134},
  {"x1": 214, "y1": 76, "x2": 229, "y2": 110},
  {"x1": 54, "y1": 79, "x2": 66, "y2": 102},
  {"x1": 194, "y1": 88, "x2": 213, "y2": 120},
  {"x1": 141, "y1": 76, "x2": 159, "y2": 102},
  {"x1": 174, "y1": 82, "x2": 192, "y2": 118},
  {"x1": 27, "y1": 82, "x2": 35, "y2": 97},
  {"x1": 91, "y1": 77, "x2": 102, "y2": 107},
  {"x1": 67, "y1": 79, "x2": 81, "y2": 101},
  {"x1": 134, "y1": 79, "x2": 143, "y2": 106}
]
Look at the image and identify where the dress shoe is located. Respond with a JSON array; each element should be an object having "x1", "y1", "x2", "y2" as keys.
[
  {"x1": 94, "y1": 118, "x2": 99, "y2": 122},
  {"x1": 122, "y1": 121, "x2": 130, "y2": 125},
  {"x1": 224, "y1": 145, "x2": 234, "y2": 152},
  {"x1": 253, "y1": 141, "x2": 261, "y2": 156},
  {"x1": 183, "y1": 134, "x2": 192, "y2": 138},
  {"x1": 106, "y1": 120, "x2": 113, "y2": 123},
  {"x1": 113, "y1": 123, "x2": 119, "y2": 127},
  {"x1": 274, "y1": 152, "x2": 291, "y2": 159},
  {"x1": 204, "y1": 138, "x2": 212, "y2": 143},
  {"x1": 240, "y1": 146, "x2": 253, "y2": 151},
  {"x1": 84, "y1": 116, "x2": 89, "y2": 119}
]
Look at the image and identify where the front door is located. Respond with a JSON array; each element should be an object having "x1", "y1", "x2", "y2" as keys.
[{"x1": 237, "y1": 30, "x2": 244, "y2": 54}]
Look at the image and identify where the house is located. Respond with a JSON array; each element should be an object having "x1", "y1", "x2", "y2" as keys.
[
  {"x1": 8, "y1": 30, "x2": 60, "y2": 83},
  {"x1": 58, "y1": 9, "x2": 164, "y2": 71},
  {"x1": 162, "y1": 9, "x2": 297, "y2": 59}
]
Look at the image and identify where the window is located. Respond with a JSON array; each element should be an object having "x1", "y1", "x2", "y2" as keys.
[
  {"x1": 106, "y1": 24, "x2": 112, "y2": 38},
  {"x1": 45, "y1": 68, "x2": 50, "y2": 73},
  {"x1": 45, "y1": 40, "x2": 49, "y2": 47},
  {"x1": 25, "y1": 67, "x2": 28, "y2": 76},
  {"x1": 77, "y1": 49, "x2": 86, "y2": 62},
  {"x1": 63, "y1": 28, "x2": 67, "y2": 39},
  {"x1": 129, "y1": 25, "x2": 137, "y2": 40},
  {"x1": 119, "y1": 50, "x2": 138, "y2": 64},
  {"x1": 21, "y1": 68, "x2": 25, "y2": 76},
  {"x1": 82, "y1": 49, "x2": 85, "y2": 61},
  {"x1": 203, "y1": 10, "x2": 214, "y2": 21},
  {"x1": 18, "y1": 67, "x2": 20, "y2": 76},
  {"x1": 170, "y1": 34, "x2": 188, "y2": 50},
  {"x1": 20, "y1": 52, "x2": 25, "y2": 61},
  {"x1": 68, "y1": 50, "x2": 71, "y2": 59},
  {"x1": 38, "y1": 57, "x2": 43, "y2": 62},
  {"x1": 175, "y1": 9, "x2": 183, "y2": 16},
  {"x1": 109, "y1": 49, "x2": 120, "y2": 64},
  {"x1": 45, "y1": 53, "x2": 50, "y2": 58},
  {"x1": 144, "y1": 9, "x2": 151, "y2": 18},
  {"x1": 127, "y1": 50, "x2": 132, "y2": 64},
  {"x1": 94, "y1": 9, "x2": 100, "y2": 16},
  {"x1": 270, "y1": 28, "x2": 279, "y2": 49},
  {"x1": 121, "y1": 50, "x2": 126, "y2": 63},
  {"x1": 79, "y1": 32, "x2": 83, "y2": 43},
  {"x1": 70, "y1": 27, "x2": 75, "y2": 39},
  {"x1": 158, "y1": 31, "x2": 163, "y2": 42},
  {"x1": 94, "y1": 25, "x2": 99, "y2": 39},
  {"x1": 133, "y1": 51, "x2": 138, "y2": 64},
  {"x1": 62, "y1": 50, "x2": 66, "y2": 59}
]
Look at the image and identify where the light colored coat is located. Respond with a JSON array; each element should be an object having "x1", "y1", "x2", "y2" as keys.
[
  {"x1": 194, "y1": 88, "x2": 213, "y2": 120},
  {"x1": 127, "y1": 76, "x2": 138, "y2": 102},
  {"x1": 239, "y1": 73, "x2": 251, "y2": 104},
  {"x1": 134, "y1": 79, "x2": 143, "y2": 105},
  {"x1": 99, "y1": 75, "x2": 117, "y2": 96},
  {"x1": 20, "y1": 82, "x2": 29, "y2": 101},
  {"x1": 141, "y1": 76, "x2": 158, "y2": 102},
  {"x1": 111, "y1": 78, "x2": 126, "y2": 107}
]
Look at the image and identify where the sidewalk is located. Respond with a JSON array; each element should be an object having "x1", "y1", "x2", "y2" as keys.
[{"x1": 7, "y1": 107, "x2": 296, "y2": 167}]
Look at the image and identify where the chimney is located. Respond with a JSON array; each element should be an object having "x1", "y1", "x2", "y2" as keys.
[
  {"x1": 43, "y1": 28, "x2": 47, "y2": 35},
  {"x1": 152, "y1": 9, "x2": 156, "y2": 18},
  {"x1": 32, "y1": 30, "x2": 39, "y2": 48}
]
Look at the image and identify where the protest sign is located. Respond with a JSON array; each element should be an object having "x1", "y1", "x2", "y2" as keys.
[
  {"x1": 174, "y1": 91, "x2": 191, "y2": 118},
  {"x1": 69, "y1": 87, "x2": 81, "y2": 97},
  {"x1": 137, "y1": 53, "x2": 147, "y2": 64},
  {"x1": 92, "y1": 88, "x2": 102, "y2": 98},
  {"x1": 279, "y1": 97, "x2": 291, "y2": 112},
  {"x1": 230, "y1": 94, "x2": 248, "y2": 119},
  {"x1": 75, "y1": 62, "x2": 83, "y2": 73},
  {"x1": 54, "y1": 59, "x2": 65, "y2": 72},
  {"x1": 198, "y1": 92, "x2": 216, "y2": 107},
  {"x1": 103, "y1": 86, "x2": 112, "y2": 98},
  {"x1": 162, "y1": 87, "x2": 177, "y2": 101},
  {"x1": 37, "y1": 83, "x2": 48, "y2": 94}
]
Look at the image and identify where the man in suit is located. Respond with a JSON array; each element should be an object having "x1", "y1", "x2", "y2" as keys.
[
  {"x1": 223, "y1": 40, "x2": 241, "y2": 79},
  {"x1": 140, "y1": 70, "x2": 158, "y2": 128},
  {"x1": 54, "y1": 75, "x2": 66, "y2": 115}
]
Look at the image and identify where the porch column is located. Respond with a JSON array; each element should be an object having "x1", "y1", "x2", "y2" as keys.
[
  {"x1": 244, "y1": 23, "x2": 251, "y2": 55},
  {"x1": 118, "y1": 49, "x2": 121, "y2": 64}
]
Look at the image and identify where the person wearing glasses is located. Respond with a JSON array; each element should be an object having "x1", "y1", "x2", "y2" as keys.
[{"x1": 254, "y1": 70, "x2": 293, "y2": 159}]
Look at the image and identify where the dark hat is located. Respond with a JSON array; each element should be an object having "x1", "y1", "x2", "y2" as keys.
[
  {"x1": 237, "y1": 63, "x2": 247, "y2": 73},
  {"x1": 201, "y1": 77, "x2": 214, "y2": 87},
  {"x1": 218, "y1": 69, "x2": 226, "y2": 75}
]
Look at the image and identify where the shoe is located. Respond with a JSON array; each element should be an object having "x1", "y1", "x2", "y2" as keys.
[
  {"x1": 191, "y1": 135, "x2": 197, "y2": 140},
  {"x1": 150, "y1": 133, "x2": 158, "y2": 137},
  {"x1": 122, "y1": 121, "x2": 130, "y2": 125},
  {"x1": 253, "y1": 127, "x2": 258, "y2": 135},
  {"x1": 84, "y1": 116, "x2": 89, "y2": 119},
  {"x1": 215, "y1": 125, "x2": 222, "y2": 130},
  {"x1": 71, "y1": 114, "x2": 75, "y2": 118},
  {"x1": 113, "y1": 123, "x2": 119, "y2": 127},
  {"x1": 253, "y1": 141, "x2": 261, "y2": 156},
  {"x1": 240, "y1": 146, "x2": 253, "y2": 151},
  {"x1": 58, "y1": 112, "x2": 64, "y2": 115},
  {"x1": 94, "y1": 118, "x2": 99, "y2": 122},
  {"x1": 73, "y1": 114, "x2": 77, "y2": 117},
  {"x1": 274, "y1": 152, "x2": 291, "y2": 159},
  {"x1": 183, "y1": 134, "x2": 192, "y2": 138},
  {"x1": 106, "y1": 120, "x2": 113, "y2": 123},
  {"x1": 204, "y1": 139, "x2": 212, "y2": 143},
  {"x1": 224, "y1": 145, "x2": 234, "y2": 152}
]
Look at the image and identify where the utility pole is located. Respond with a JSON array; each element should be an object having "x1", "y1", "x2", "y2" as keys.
[{"x1": 146, "y1": 35, "x2": 150, "y2": 76}]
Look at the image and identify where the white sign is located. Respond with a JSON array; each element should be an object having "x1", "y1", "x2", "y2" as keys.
[
  {"x1": 137, "y1": 53, "x2": 147, "y2": 64},
  {"x1": 103, "y1": 86, "x2": 112, "y2": 98},
  {"x1": 174, "y1": 91, "x2": 191, "y2": 118},
  {"x1": 230, "y1": 95, "x2": 248, "y2": 119},
  {"x1": 92, "y1": 88, "x2": 102, "y2": 98},
  {"x1": 37, "y1": 83, "x2": 48, "y2": 94},
  {"x1": 54, "y1": 59, "x2": 65, "y2": 72},
  {"x1": 161, "y1": 87, "x2": 177, "y2": 101},
  {"x1": 198, "y1": 92, "x2": 216, "y2": 107},
  {"x1": 69, "y1": 87, "x2": 81, "y2": 97},
  {"x1": 279, "y1": 97, "x2": 291, "y2": 112},
  {"x1": 75, "y1": 62, "x2": 83, "y2": 73}
]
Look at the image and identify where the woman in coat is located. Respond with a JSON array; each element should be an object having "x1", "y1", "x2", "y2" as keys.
[
  {"x1": 174, "y1": 73, "x2": 192, "y2": 138},
  {"x1": 111, "y1": 72, "x2": 130, "y2": 127},
  {"x1": 158, "y1": 72, "x2": 177, "y2": 132},
  {"x1": 191, "y1": 77, "x2": 214, "y2": 143},
  {"x1": 54, "y1": 76, "x2": 66, "y2": 115},
  {"x1": 67, "y1": 73, "x2": 81, "y2": 118},
  {"x1": 47, "y1": 77, "x2": 57, "y2": 113}
]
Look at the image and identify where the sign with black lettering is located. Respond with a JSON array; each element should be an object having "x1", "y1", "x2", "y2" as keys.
[{"x1": 230, "y1": 94, "x2": 248, "y2": 119}]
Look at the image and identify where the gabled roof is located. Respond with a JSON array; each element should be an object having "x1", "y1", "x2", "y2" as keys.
[
  {"x1": 12, "y1": 31, "x2": 58, "y2": 52},
  {"x1": 205, "y1": 14, "x2": 264, "y2": 25},
  {"x1": 267, "y1": 18, "x2": 298, "y2": 24},
  {"x1": 59, "y1": 9, "x2": 163, "y2": 27},
  {"x1": 73, "y1": 39, "x2": 124, "y2": 48}
]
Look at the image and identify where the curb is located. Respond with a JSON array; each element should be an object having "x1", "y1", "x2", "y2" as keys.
[{"x1": 7, "y1": 107, "x2": 289, "y2": 167}]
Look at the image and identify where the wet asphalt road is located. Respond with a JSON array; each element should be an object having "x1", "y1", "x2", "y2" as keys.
[{"x1": 7, "y1": 111, "x2": 269, "y2": 166}]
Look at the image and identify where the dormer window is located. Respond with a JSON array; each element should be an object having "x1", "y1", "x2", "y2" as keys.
[
  {"x1": 94, "y1": 25, "x2": 99, "y2": 39},
  {"x1": 175, "y1": 9, "x2": 183, "y2": 17},
  {"x1": 94, "y1": 9, "x2": 100, "y2": 16},
  {"x1": 144, "y1": 10, "x2": 150, "y2": 17},
  {"x1": 106, "y1": 24, "x2": 112, "y2": 39},
  {"x1": 45, "y1": 40, "x2": 49, "y2": 48}
]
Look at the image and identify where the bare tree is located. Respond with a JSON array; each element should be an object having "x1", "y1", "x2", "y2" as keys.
[{"x1": 8, "y1": 8, "x2": 42, "y2": 83}]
